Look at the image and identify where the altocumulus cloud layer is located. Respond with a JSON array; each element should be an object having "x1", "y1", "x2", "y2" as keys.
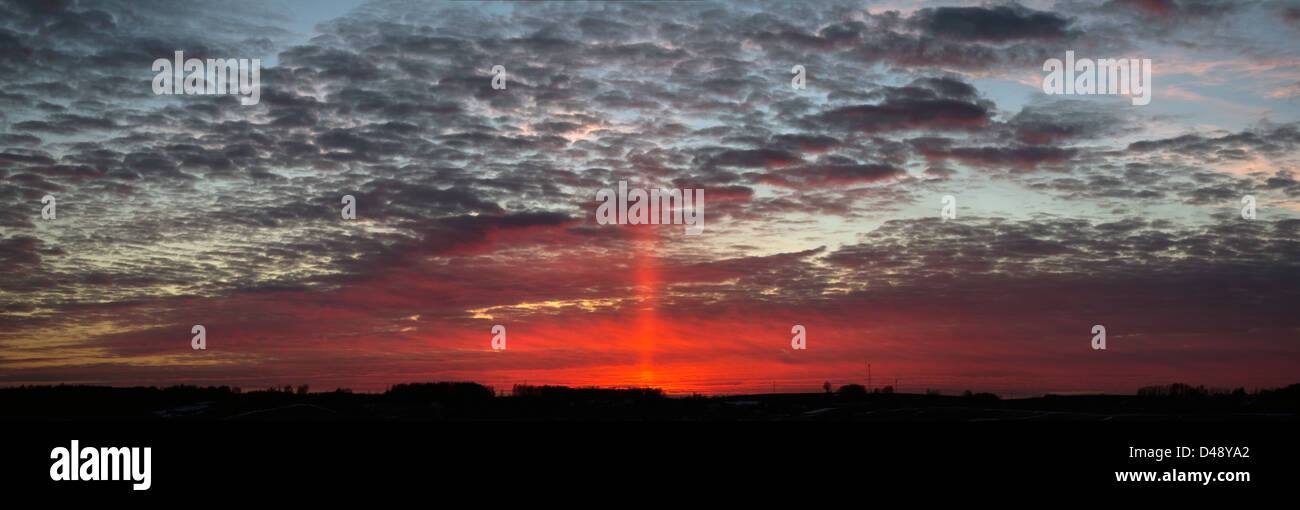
[{"x1": 0, "y1": 0, "x2": 1297, "y2": 394}]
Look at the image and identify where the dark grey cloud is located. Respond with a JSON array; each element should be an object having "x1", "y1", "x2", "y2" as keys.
[
  {"x1": 1127, "y1": 124, "x2": 1300, "y2": 159},
  {"x1": 806, "y1": 78, "x2": 993, "y2": 133},
  {"x1": 907, "y1": 5, "x2": 1077, "y2": 42}
]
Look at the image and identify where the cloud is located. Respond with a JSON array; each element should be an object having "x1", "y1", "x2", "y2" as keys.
[
  {"x1": 0, "y1": 0, "x2": 1296, "y2": 394},
  {"x1": 907, "y1": 5, "x2": 1077, "y2": 42}
]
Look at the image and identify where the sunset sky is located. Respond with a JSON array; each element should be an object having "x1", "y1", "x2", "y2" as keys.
[{"x1": 1, "y1": 0, "x2": 1298, "y2": 395}]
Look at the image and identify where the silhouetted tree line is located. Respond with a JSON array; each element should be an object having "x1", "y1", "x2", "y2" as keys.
[
  {"x1": 835, "y1": 383, "x2": 937, "y2": 400},
  {"x1": 1137, "y1": 382, "x2": 1300, "y2": 403},
  {"x1": 836, "y1": 384, "x2": 868, "y2": 399},
  {"x1": 3, "y1": 382, "x2": 1299, "y2": 420},
  {"x1": 385, "y1": 382, "x2": 495, "y2": 404},
  {"x1": 962, "y1": 390, "x2": 999, "y2": 401},
  {"x1": 1137, "y1": 383, "x2": 1241, "y2": 398},
  {"x1": 511, "y1": 384, "x2": 664, "y2": 400}
]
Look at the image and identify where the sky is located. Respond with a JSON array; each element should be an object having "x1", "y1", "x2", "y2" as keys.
[{"x1": 1, "y1": 0, "x2": 1298, "y2": 396}]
